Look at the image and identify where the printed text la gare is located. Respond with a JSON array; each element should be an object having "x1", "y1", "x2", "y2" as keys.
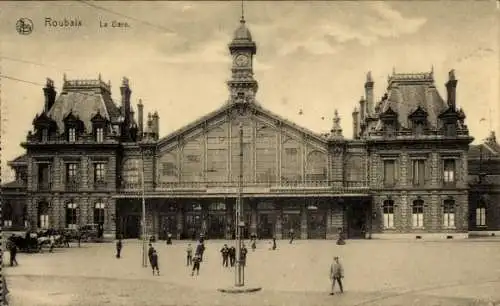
[{"x1": 100, "y1": 20, "x2": 130, "y2": 28}]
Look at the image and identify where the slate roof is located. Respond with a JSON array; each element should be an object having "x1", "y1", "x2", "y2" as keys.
[
  {"x1": 46, "y1": 79, "x2": 123, "y2": 133},
  {"x1": 374, "y1": 71, "x2": 448, "y2": 130}
]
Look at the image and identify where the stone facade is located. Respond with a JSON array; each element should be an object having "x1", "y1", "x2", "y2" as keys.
[{"x1": 5, "y1": 18, "x2": 497, "y2": 241}]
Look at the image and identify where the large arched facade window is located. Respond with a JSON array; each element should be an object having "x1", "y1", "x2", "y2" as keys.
[
  {"x1": 412, "y1": 200, "x2": 424, "y2": 228},
  {"x1": 66, "y1": 201, "x2": 78, "y2": 229},
  {"x1": 476, "y1": 198, "x2": 486, "y2": 227},
  {"x1": 38, "y1": 201, "x2": 50, "y2": 229},
  {"x1": 443, "y1": 199, "x2": 455, "y2": 228},
  {"x1": 94, "y1": 202, "x2": 106, "y2": 225},
  {"x1": 382, "y1": 200, "x2": 394, "y2": 229}
]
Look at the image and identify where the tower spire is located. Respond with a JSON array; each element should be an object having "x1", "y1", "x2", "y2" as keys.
[{"x1": 241, "y1": 0, "x2": 245, "y2": 23}]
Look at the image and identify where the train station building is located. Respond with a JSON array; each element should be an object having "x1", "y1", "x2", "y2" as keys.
[{"x1": 3, "y1": 17, "x2": 499, "y2": 240}]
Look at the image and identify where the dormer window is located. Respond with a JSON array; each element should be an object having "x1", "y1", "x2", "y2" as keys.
[
  {"x1": 41, "y1": 128, "x2": 48, "y2": 142},
  {"x1": 68, "y1": 127, "x2": 76, "y2": 142},
  {"x1": 96, "y1": 127, "x2": 104, "y2": 143},
  {"x1": 445, "y1": 122, "x2": 456, "y2": 137},
  {"x1": 409, "y1": 106, "x2": 428, "y2": 136}
]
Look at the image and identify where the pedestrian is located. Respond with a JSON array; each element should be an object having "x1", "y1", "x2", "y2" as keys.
[
  {"x1": 9, "y1": 242, "x2": 18, "y2": 267},
  {"x1": 49, "y1": 234, "x2": 55, "y2": 253},
  {"x1": 272, "y1": 237, "x2": 277, "y2": 250},
  {"x1": 195, "y1": 241, "x2": 205, "y2": 262},
  {"x1": 220, "y1": 244, "x2": 229, "y2": 267},
  {"x1": 240, "y1": 244, "x2": 248, "y2": 267},
  {"x1": 186, "y1": 243, "x2": 193, "y2": 266},
  {"x1": 289, "y1": 228, "x2": 295, "y2": 244},
  {"x1": 229, "y1": 245, "x2": 236, "y2": 267},
  {"x1": 148, "y1": 243, "x2": 155, "y2": 265},
  {"x1": 251, "y1": 238, "x2": 256, "y2": 251},
  {"x1": 166, "y1": 232, "x2": 172, "y2": 245},
  {"x1": 116, "y1": 238, "x2": 122, "y2": 258},
  {"x1": 329, "y1": 256, "x2": 344, "y2": 295},
  {"x1": 191, "y1": 253, "x2": 201, "y2": 276},
  {"x1": 336, "y1": 228, "x2": 346, "y2": 245},
  {"x1": 151, "y1": 250, "x2": 160, "y2": 276}
]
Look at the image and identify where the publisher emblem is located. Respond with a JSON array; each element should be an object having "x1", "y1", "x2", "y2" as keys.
[{"x1": 16, "y1": 18, "x2": 33, "y2": 35}]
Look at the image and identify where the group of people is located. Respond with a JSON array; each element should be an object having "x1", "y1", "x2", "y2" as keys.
[{"x1": 219, "y1": 243, "x2": 247, "y2": 267}]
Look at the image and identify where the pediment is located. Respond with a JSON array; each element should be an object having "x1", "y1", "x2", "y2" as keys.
[
  {"x1": 157, "y1": 102, "x2": 327, "y2": 153},
  {"x1": 408, "y1": 106, "x2": 428, "y2": 119}
]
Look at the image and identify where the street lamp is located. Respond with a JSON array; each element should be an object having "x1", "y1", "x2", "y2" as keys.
[
  {"x1": 141, "y1": 154, "x2": 147, "y2": 268},
  {"x1": 235, "y1": 122, "x2": 244, "y2": 287},
  {"x1": 218, "y1": 121, "x2": 261, "y2": 293}
]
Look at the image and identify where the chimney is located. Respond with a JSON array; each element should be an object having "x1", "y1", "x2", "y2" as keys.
[
  {"x1": 43, "y1": 78, "x2": 57, "y2": 113},
  {"x1": 152, "y1": 111, "x2": 159, "y2": 138},
  {"x1": 359, "y1": 96, "x2": 366, "y2": 123},
  {"x1": 352, "y1": 107, "x2": 359, "y2": 139},
  {"x1": 365, "y1": 71, "x2": 374, "y2": 116},
  {"x1": 137, "y1": 99, "x2": 144, "y2": 137},
  {"x1": 445, "y1": 69, "x2": 457, "y2": 109},
  {"x1": 120, "y1": 77, "x2": 132, "y2": 126},
  {"x1": 146, "y1": 112, "x2": 153, "y2": 139}
]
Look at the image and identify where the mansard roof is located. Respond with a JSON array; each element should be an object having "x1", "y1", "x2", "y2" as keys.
[
  {"x1": 157, "y1": 101, "x2": 328, "y2": 147},
  {"x1": 375, "y1": 70, "x2": 448, "y2": 130},
  {"x1": 47, "y1": 77, "x2": 122, "y2": 133}
]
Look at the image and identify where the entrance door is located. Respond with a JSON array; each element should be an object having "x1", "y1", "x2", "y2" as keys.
[
  {"x1": 308, "y1": 210, "x2": 326, "y2": 239},
  {"x1": 282, "y1": 213, "x2": 301, "y2": 239},
  {"x1": 184, "y1": 214, "x2": 202, "y2": 240},
  {"x1": 348, "y1": 204, "x2": 367, "y2": 239},
  {"x1": 160, "y1": 215, "x2": 177, "y2": 240},
  {"x1": 258, "y1": 213, "x2": 275, "y2": 239},
  {"x1": 118, "y1": 215, "x2": 140, "y2": 239},
  {"x1": 207, "y1": 214, "x2": 226, "y2": 239}
]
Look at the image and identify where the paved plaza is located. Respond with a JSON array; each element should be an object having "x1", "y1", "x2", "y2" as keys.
[{"x1": 4, "y1": 238, "x2": 500, "y2": 305}]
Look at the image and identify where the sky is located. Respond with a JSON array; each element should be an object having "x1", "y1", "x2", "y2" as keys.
[{"x1": 1, "y1": 1, "x2": 499, "y2": 182}]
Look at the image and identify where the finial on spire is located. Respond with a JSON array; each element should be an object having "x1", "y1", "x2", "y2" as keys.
[
  {"x1": 98, "y1": 73, "x2": 102, "y2": 81},
  {"x1": 449, "y1": 69, "x2": 456, "y2": 81},
  {"x1": 392, "y1": 66, "x2": 396, "y2": 75},
  {"x1": 138, "y1": 98, "x2": 143, "y2": 105},
  {"x1": 366, "y1": 71, "x2": 373, "y2": 82},
  {"x1": 63, "y1": 73, "x2": 67, "y2": 82},
  {"x1": 240, "y1": 0, "x2": 245, "y2": 23},
  {"x1": 329, "y1": 109, "x2": 343, "y2": 138}
]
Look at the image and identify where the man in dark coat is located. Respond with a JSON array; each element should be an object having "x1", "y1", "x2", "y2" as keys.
[
  {"x1": 148, "y1": 243, "x2": 155, "y2": 265},
  {"x1": 240, "y1": 244, "x2": 248, "y2": 267},
  {"x1": 116, "y1": 238, "x2": 122, "y2": 258},
  {"x1": 195, "y1": 241, "x2": 205, "y2": 262},
  {"x1": 229, "y1": 245, "x2": 236, "y2": 267},
  {"x1": 220, "y1": 244, "x2": 229, "y2": 267}
]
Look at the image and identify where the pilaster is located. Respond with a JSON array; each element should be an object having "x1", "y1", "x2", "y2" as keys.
[
  {"x1": 176, "y1": 209, "x2": 183, "y2": 240},
  {"x1": 275, "y1": 204, "x2": 283, "y2": 239},
  {"x1": 250, "y1": 201, "x2": 257, "y2": 236},
  {"x1": 80, "y1": 196, "x2": 89, "y2": 226},
  {"x1": 107, "y1": 197, "x2": 116, "y2": 237},
  {"x1": 299, "y1": 201, "x2": 307, "y2": 239},
  {"x1": 81, "y1": 157, "x2": 89, "y2": 190}
]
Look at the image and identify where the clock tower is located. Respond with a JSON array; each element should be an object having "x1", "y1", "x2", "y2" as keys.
[{"x1": 227, "y1": 16, "x2": 258, "y2": 104}]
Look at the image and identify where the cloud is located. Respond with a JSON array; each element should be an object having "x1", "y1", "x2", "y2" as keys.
[
  {"x1": 368, "y1": 2, "x2": 427, "y2": 38},
  {"x1": 274, "y1": 3, "x2": 427, "y2": 55}
]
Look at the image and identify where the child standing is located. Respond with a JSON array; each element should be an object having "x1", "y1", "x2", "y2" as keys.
[
  {"x1": 186, "y1": 243, "x2": 193, "y2": 266},
  {"x1": 191, "y1": 253, "x2": 201, "y2": 276},
  {"x1": 151, "y1": 250, "x2": 160, "y2": 276}
]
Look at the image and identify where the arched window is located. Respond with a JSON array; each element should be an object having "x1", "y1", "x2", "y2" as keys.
[
  {"x1": 66, "y1": 202, "x2": 78, "y2": 229},
  {"x1": 412, "y1": 200, "x2": 424, "y2": 228},
  {"x1": 476, "y1": 199, "x2": 486, "y2": 227},
  {"x1": 38, "y1": 201, "x2": 50, "y2": 229},
  {"x1": 443, "y1": 199, "x2": 455, "y2": 228},
  {"x1": 94, "y1": 202, "x2": 106, "y2": 225},
  {"x1": 382, "y1": 200, "x2": 394, "y2": 229}
]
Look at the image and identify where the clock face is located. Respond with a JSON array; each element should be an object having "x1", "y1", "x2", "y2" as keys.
[{"x1": 235, "y1": 54, "x2": 249, "y2": 67}]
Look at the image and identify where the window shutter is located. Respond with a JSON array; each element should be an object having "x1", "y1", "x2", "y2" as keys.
[
  {"x1": 437, "y1": 158, "x2": 442, "y2": 184},
  {"x1": 455, "y1": 158, "x2": 461, "y2": 183},
  {"x1": 48, "y1": 164, "x2": 53, "y2": 187},
  {"x1": 418, "y1": 160, "x2": 425, "y2": 186},
  {"x1": 409, "y1": 159, "x2": 414, "y2": 185}
]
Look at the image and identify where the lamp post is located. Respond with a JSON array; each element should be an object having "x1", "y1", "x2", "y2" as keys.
[
  {"x1": 217, "y1": 122, "x2": 261, "y2": 293},
  {"x1": 235, "y1": 122, "x2": 244, "y2": 287},
  {"x1": 141, "y1": 155, "x2": 147, "y2": 268}
]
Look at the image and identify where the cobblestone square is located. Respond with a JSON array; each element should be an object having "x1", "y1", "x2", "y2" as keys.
[{"x1": 4, "y1": 239, "x2": 500, "y2": 305}]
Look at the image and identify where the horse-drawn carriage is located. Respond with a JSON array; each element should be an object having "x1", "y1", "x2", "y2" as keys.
[{"x1": 8, "y1": 231, "x2": 47, "y2": 253}]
